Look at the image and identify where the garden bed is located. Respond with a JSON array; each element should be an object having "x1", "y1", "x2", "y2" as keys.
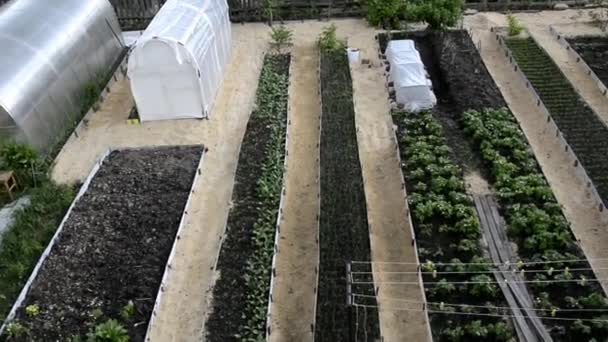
[
  {"x1": 505, "y1": 36, "x2": 608, "y2": 208},
  {"x1": 567, "y1": 36, "x2": 608, "y2": 89},
  {"x1": 381, "y1": 31, "x2": 518, "y2": 341},
  {"x1": 463, "y1": 108, "x2": 608, "y2": 340},
  {"x1": 381, "y1": 30, "x2": 608, "y2": 340},
  {"x1": 0, "y1": 145, "x2": 203, "y2": 341},
  {"x1": 205, "y1": 54, "x2": 290, "y2": 342},
  {"x1": 315, "y1": 49, "x2": 379, "y2": 341}
]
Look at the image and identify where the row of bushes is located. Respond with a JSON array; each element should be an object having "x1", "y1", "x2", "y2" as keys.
[
  {"x1": 394, "y1": 110, "x2": 515, "y2": 341},
  {"x1": 463, "y1": 108, "x2": 608, "y2": 340}
]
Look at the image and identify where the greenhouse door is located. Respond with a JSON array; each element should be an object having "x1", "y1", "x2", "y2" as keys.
[
  {"x1": 162, "y1": 62, "x2": 203, "y2": 119},
  {"x1": 130, "y1": 40, "x2": 204, "y2": 121}
]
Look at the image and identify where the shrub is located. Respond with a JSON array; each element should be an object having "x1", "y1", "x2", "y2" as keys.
[
  {"x1": 270, "y1": 25, "x2": 292, "y2": 54},
  {"x1": 5, "y1": 322, "x2": 28, "y2": 338},
  {"x1": 507, "y1": 15, "x2": 523, "y2": 36},
  {"x1": 406, "y1": 0, "x2": 464, "y2": 31},
  {"x1": 87, "y1": 319, "x2": 129, "y2": 342},
  {"x1": 365, "y1": 0, "x2": 404, "y2": 29},
  {"x1": 0, "y1": 143, "x2": 37, "y2": 171},
  {"x1": 318, "y1": 24, "x2": 346, "y2": 52}
]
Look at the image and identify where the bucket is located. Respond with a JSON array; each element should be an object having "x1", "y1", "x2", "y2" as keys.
[{"x1": 346, "y1": 48, "x2": 360, "y2": 64}]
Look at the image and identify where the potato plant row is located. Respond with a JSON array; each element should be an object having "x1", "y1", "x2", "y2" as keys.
[
  {"x1": 506, "y1": 37, "x2": 608, "y2": 207},
  {"x1": 393, "y1": 110, "x2": 515, "y2": 341},
  {"x1": 316, "y1": 49, "x2": 379, "y2": 341},
  {"x1": 463, "y1": 108, "x2": 608, "y2": 340},
  {"x1": 205, "y1": 55, "x2": 290, "y2": 341}
]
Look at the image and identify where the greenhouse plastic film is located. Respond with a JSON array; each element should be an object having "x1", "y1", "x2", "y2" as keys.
[
  {"x1": 386, "y1": 40, "x2": 436, "y2": 112},
  {"x1": 128, "y1": 0, "x2": 231, "y2": 121}
]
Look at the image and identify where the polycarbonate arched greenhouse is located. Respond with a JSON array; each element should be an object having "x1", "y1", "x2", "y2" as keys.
[{"x1": 0, "y1": 0, "x2": 125, "y2": 151}]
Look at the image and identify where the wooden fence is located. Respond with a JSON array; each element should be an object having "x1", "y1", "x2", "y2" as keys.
[{"x1": 0, "y1": 0, "x2": 599, "y2": 30}]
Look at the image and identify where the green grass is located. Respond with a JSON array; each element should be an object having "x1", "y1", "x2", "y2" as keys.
[{"x1": 0, "y1": 182, "x2": 75, "y2": 324}]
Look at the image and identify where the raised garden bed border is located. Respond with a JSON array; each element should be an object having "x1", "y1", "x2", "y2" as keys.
[
  {"x1": 548, "y1": 24, "x2": 608, "y2": 100},
  {"x1": 0, "y1": 145, "x2": 206, "y2": 338},
  {"x1": 494, "y1": 27, "x2": 608, "y2": 223}
]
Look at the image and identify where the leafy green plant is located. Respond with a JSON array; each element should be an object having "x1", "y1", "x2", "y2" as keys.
[
  {"x1": 86, "y1": 319, "x2": 129, "y2": 342},
  {"x1": 365, "y1": 0, "x2": 404, "y2": 29},
  {"x1": 235, "y1": 55, "x2": 289, "y2": 341},
  {"x1": 270, "y1": 25, "x2": 292, "y2": 54},
  {"x1": 25, "y1": 304, "x2": 40, "y2": 317},
  {"x1": 0, "y1": 143, "x2": 37, "y2": 171},
  {"x1": 318, "y1": 24, "x2": 346, "y2": 52},
  {"x1": 120, "y1": 300, "x2": 135, "y2": 321},
  {"x1": 406, "y1": 0, "x2": 464, "y2": 31},
  {"x1": 507, "y1": 15, "x2": 523, "y2": 36},
  {"x1": 5, "y1": 321, "x2": 27, "y2": 338}
]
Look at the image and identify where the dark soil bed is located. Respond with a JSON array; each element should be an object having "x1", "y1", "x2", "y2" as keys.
[
  {"x1": 3, "y1": 146, "x2": 203, "y2": 341},
  {"x1": 380, "y1": 30, "x2": 506, "y2": 172},
  {"x1": 315, "y1": 49, "x2": 379, "y2": 341},
  {"x1": 567, "y1": 36, "x2": 608, "y2": 88},
  {"x1": 205, "y1": 54, "x2": 290, "y2": 341}
]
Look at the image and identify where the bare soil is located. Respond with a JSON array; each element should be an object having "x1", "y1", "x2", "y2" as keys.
[{"x1": 9, "y1": 146, "x2": 202, "y2": 341}]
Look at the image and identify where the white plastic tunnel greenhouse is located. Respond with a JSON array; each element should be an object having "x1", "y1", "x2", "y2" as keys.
[
  {"x1": 128, "y1": 0, "x2": 232, "y2": 121},
  {"x1": 386, "y1": 40, "x2": 437, "y2": 112}
]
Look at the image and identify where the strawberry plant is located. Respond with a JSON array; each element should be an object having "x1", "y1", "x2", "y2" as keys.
[
  {"x1": 463, "y1": 107, "x2": 608, "y2": 340},
  {"x1": 393, "y1": 110, "x2": 515, "y2": 341}
]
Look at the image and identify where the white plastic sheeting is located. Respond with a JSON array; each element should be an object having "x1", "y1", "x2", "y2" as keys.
[
  {"x1": 128, "y1": 0, "x2": 231, "y2": 121},
  {"x1": 386, "y1": 40, "x2": 436, "y2": 112}
]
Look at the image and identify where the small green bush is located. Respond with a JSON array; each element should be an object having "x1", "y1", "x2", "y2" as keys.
[
  {"x1": 87, "y1": 319, "x2": 129, "y2": 342},
  {"x1": 406, "y1": 0, "x2": 464, "y2": 31},
  {"x1": 318, "y1": 24, "x2": 346, "y2": 52},
  {"x1": 0, "y1": 143, "x2": 37, "y2": 171},
  {"x1": 5, "y1": 321, "x2": 28, "y2": 338},
  {"x1": 270, "y1": 25, "x2": 293, "y2": 54},
  {"x1": 365, "y1": 0, "x2": 404, "y2": 29},
  {"x1": 507, "y1": 15, "x2": 523, "y2": 36}
]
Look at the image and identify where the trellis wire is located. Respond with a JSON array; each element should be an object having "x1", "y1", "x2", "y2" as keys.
[
  {"x1": 352, "y1": 293, "x2": 608, "y2": 313},
  {"x1": 351, "y1": 277, "x2": 608, "y2": 286},
  {"x1": 350, "y1": 266, "x2": 608, "y2": 275},
  {"x1": 351, "y1": 302, "x2": 608, "y2": 323},
  {"x1": 352, "y1": 256, "x2": 608, "y2": 267}
]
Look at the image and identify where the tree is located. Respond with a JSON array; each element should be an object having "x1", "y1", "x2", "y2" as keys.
[{"x1": 406, "y1": 0, "x2": 464, "y2": 31}]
